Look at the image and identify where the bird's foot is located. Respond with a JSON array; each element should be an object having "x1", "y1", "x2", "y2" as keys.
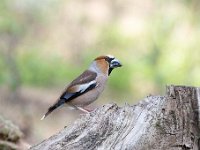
[
  {"x1": 76, "y1": 106, "x2": 90, "y2": 113},
  {"x1": 83, "y1": 107, "x2": 94, "y2": 112}
]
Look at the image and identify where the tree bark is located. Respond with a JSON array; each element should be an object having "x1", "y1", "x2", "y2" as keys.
[{"x1": 30, "y1": 85, "x2": 200, "y2": 150}]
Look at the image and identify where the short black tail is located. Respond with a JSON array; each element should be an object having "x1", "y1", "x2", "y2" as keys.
[{"x1": 41, "y1": 99, "x2": 65, "y2": 120}]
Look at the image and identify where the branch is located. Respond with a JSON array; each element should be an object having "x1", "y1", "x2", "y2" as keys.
[{"x1": 30, "y1": 85, "x2": 200, "y2": 150}]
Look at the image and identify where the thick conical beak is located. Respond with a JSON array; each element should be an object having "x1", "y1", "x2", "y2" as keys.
[{"x1": 110, "y1": 59, "x2": 122, "y2": 68}]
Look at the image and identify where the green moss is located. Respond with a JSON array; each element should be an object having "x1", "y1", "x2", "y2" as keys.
[
  {"x1": 155, "y1": 120, "x2": 166, "y2": 134},
  {"x1": 0, "y1": 116, "x2": 23, "y2": 142},
  {"x1": 0, "y1": 143, "x2": 16, "y2": 150}
]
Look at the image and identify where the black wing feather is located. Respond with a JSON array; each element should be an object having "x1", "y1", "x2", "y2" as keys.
[
  {"x1": 41, "y1": 70, "x2": 97, "y2": 120},
  {"x1": 60, "y1": 82, "x2": 97, "y2": 101}
]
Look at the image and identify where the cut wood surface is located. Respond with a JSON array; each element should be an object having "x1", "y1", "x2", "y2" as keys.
[{"x1": 30, "y1": 85, "x2": 200, "y2": 150}]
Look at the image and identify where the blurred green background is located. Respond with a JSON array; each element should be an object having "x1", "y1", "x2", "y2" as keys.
[{"x1": 0, "y1": 0, "x2": 200, "y2": 146}]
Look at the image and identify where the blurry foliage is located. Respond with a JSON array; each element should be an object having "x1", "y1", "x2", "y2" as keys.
[
  {"x1": 96, "y1": 24, "x2": 133, "y2": 51},
  {"x1": 17, "y1": 50, "x2": 80, "y2": 86},
  {"x1": 1, "y1": 0, "x2": 200, "y2": 145},
  {"x1": 0, "y1": 0, "x2": 200, "y2": 99}
]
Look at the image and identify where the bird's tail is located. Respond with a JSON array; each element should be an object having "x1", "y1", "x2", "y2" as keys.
[{"x1": 41, "y1": 99, "x2": 65, "y2": 120}]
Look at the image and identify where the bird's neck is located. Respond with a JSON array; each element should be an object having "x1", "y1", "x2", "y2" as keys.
[{"x1": 89, "y1": 61, "x2": 109, "y2": 75}]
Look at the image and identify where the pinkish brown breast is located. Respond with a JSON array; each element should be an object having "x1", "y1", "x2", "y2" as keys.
[{"x1": 68, "y1": 74, "x2": 108, "y2": 107}]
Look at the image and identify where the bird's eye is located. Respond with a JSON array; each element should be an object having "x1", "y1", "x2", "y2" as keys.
[{"x1": 105, "y1": 57, "x2": 115, "y2": 63}]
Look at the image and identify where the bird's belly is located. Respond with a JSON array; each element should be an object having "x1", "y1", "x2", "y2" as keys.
[
  {"x1": 69, "y1": 91, "x2": 99, "y2": 107},
  {"x1": 68, "y1": 75, "x2": 107, "y2": 107}
]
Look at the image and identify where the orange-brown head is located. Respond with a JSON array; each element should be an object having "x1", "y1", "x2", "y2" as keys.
[{"x1": 93, "y1": 55, "x2": 122, "y2": 75}]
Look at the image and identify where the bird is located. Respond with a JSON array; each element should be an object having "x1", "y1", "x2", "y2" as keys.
[{"x1": 41, "y1": 55, "x2": 122, "y2": 120}]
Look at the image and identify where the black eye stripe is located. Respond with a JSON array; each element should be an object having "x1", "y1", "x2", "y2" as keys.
[{"x1": 105, "y1": 57, "x2": 114, "y2": 63}]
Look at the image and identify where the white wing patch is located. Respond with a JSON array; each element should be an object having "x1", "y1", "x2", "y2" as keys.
[{"x1": 77, "y1": 80, "x2": 96, "y2": 93}]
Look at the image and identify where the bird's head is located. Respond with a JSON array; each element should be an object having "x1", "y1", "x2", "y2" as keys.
[{"x1": 92, "y1": 55, "x2": 122, "y2": 75}]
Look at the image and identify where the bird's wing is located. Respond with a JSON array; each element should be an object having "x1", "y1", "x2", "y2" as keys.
[
  {"x1": 60, "y1": 70, "x2": 97, "y2": 101},
  {"x1": 41, "y1": 70, "x2": 97, "y2": 120}
]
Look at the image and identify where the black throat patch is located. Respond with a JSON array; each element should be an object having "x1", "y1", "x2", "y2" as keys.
[{"x1": 108, "y1": 67, "x2": 114, "y2": 76}]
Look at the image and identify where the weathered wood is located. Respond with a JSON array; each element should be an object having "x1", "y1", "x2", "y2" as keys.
[{"x1": 30, "y1": 85, "x2": 200, "y2": 150}]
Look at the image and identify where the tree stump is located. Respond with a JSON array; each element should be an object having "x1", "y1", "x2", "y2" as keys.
[{"x1": 30, "y1": 85, "x2": 200, "y2": 150}]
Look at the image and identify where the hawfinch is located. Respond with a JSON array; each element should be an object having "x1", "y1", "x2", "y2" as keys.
[{"x1": 41, "y1": 55, "x2": 122, "y2": 120}]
